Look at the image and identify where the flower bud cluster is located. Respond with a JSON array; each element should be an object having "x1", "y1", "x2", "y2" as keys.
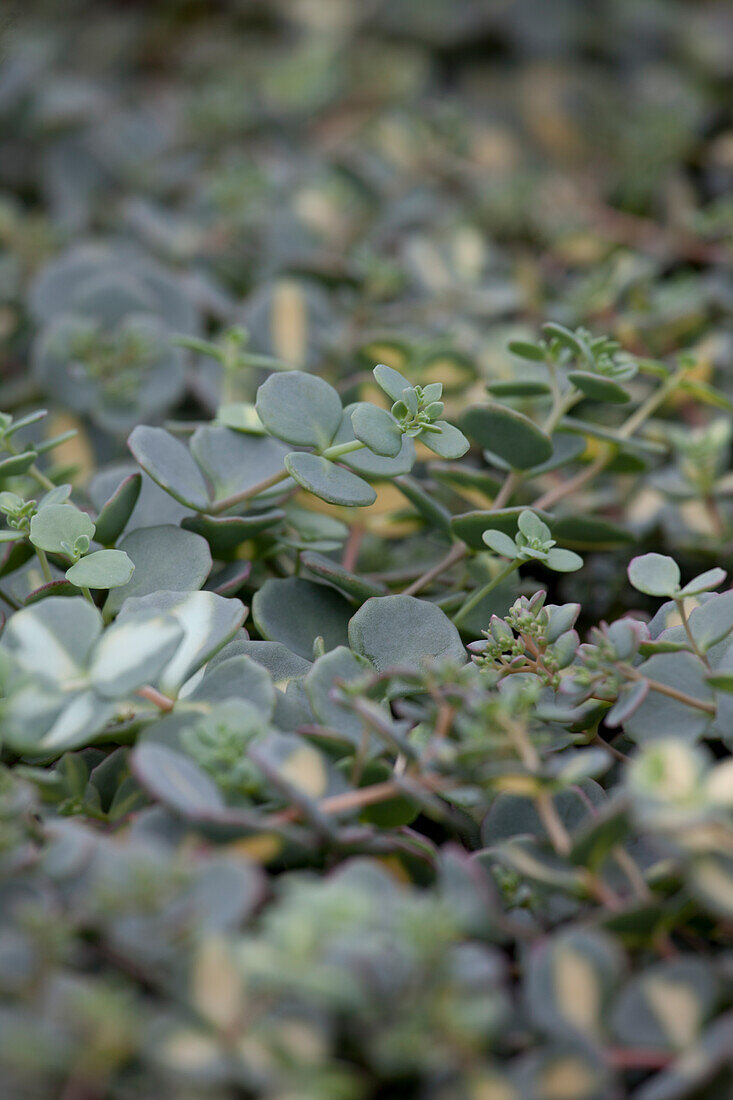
[
  {"x1": 469, "y1": 593, "x2": 580, "y2": 689},
  {"x1": 391, "y1": 381, "x2": 444, "y2": 437}
]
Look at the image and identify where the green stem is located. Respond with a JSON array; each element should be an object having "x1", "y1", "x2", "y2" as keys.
[
  {"x1": 544, "y1": 387, "x2": 582, "y2": 436},
  {"x1": 210, "y1": 439, "x2": 368, "y2": 514},
  {"x1": 35, "y1": 547, "x2": 52, "y2": 583},
  {"x1": 532, "y1": 366, "x2": 686, "y2": 513},
  {"x1": 26, "y1": 462, "x2": 56, "y2": 492},
  {"x1": 452, "y1": 559, "x2": 520, "y2": 627},
  {"x1": 81, "y1": 586, "x2": 95, "y2": 606},
  {"x1": 674, "y1": 596, "x2": 710, "y2": 670},
  {"x1": 617, "y1": 365, "x2": 686, "y2": 440},
  {"x1": 321, "y1": 439, "x2": 367, "y2": 461},
  {"x1": 221, "y1": 366, "x2": 243, "y2": 406},
  {"x1": 210, "y1": 467, "x2": 291, "y2": 513}
]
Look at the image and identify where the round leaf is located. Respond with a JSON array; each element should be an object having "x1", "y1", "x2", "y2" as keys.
[
  {"x1": 103, "y1": 525, "x2": 212, "y2": 618},
  {"x1": 460, "y1": 405, "x2": 552, "y2": 470},
  {"x1": 350, "y1": 403, "x2": 403, "y2": 457},
  {"x1": 373, "y1": 363, "x2": 412, "y2": 403},
  {"x1": 66, "y1": 549, "x2": 135, "y2": 589},
  {"x1": 300, "y1": 551, "x2": 387, "y2": 601},
  {"x1": 127, "y1": 426, "x2": 211, "y2": 511},
  {"x1": 518, "y1": 510, "x2": 549, "y2": 541},
  {"x1": 182, "y1": 510, "x2": 284, "y2": 558},
  {"x1": 482, "y1": 529, "x2": 517, "y2": 558},
  {"x1": 190, "y1": 426, "x2": 289, "y2": 506},
  {"x1": 628, "y1": 553, "x2": 681, "y2": 597},
  {"x1": 284, "y1": 452, "x2": 376, "y2": 507},
  {"x1": 507, "y1": 340, "x2": 547, "y2": 362},
  {"x1": 688, "y1": 591, "x2": 733, "y2": 653},
  {"x1": 131, "y1": 743, "x2": 226, "y2": 818},
  {"x1": 116, "y1": 590, "x2": 247, "y2": 694},
  {"x1": 348, "y1": 595, "x2": 466, "y2": 671},
  {"x1": 680, "y1": 568, "x2": 727, "y2": 597},
  {"x1": 211, "y1": 638, "x2": 311, "y2": 683},
  {"x1": 546, "y1": 548, "x2": 584, "y2": 573},
  {"x1": 624, "y1": 652, "x2": 713, "y2": 742},
  {"x1": 527, "y1": 928, "x2": 623, "y2": 1042},
  {"x1": 611, "y1": 959, "x2": 717, "y2": 1051},
  {"x1": 0, "y1": 596, "x2": 102, "y2": 682},
  {"x1": 452, "y1": 507, "x2": 554, "y2": 550},
  {"x1": 255, "y1": 371, "x2": 342, "y2": 449},
  {"x1": 331, "y1": 405, "x2": 416, "y2": 478},
  {"x1": 0, "y1": 451, "x2": 39, "y2": 478},
  {"x1": 304, "y1": 646, "x2": 374, "y2": 745},
  {"x1": 188, "y1": 655, "x2": 276, "y2": 718},
  {"x1": 90, "y1": 614, "x2": 183, "y2": 698},
  {"x1": 418, "y1": 420, "x2": 470, "y2": 459},
  {"x1": 29, "y1": 505, "x2": 95, "y2": 556},
  {"x1": 253, "y1": 577, "x2": 351, "y2": 660},
  {"x1": 521, "y1": 432, "x2": 587, "y2": 477},
  {"x1": 487, "y1": 379, "x2": 552, "y2": 397},
  {"x1": 568, "y1": 371, "x2": 631, "y2": 404},
  {"x1": 542, "y1": 322, "x2": 592, "y2": 361},
  {"x1": 552, "y1": 515, "x2": 632, "y2": 550}
]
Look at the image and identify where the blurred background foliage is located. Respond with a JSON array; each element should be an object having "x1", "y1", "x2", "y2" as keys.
[{"x1": 1, "y1": 0, "x2": 732, "y2": 603}]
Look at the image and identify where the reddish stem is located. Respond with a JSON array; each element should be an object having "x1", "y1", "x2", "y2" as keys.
[
  {"x1": 342, "y1": 524, "x2": 365, "y2": 572},
  {"x1": 605, "y1": 1047, "x2": 675, "y2": 1070},
  {"x1": 136, "y1": 686, "x2": 175, "y2": 712}
]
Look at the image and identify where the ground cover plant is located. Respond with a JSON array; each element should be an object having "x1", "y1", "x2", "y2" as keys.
[{"x1": 0, "y1": 1, "x2": 733, "y2": 1097}]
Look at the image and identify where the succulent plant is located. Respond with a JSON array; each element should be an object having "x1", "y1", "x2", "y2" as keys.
[{"x1": 0, "y1": 4, "x2": 732, "y2": 1097}]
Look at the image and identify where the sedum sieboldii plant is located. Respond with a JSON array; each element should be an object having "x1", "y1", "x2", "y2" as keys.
[
  {"x1": 1, "y1": 314, "x2": 732, "y2": 1099},
  {"x1": 1, "y1": 4, "x2": 733, "y2": 1097}
]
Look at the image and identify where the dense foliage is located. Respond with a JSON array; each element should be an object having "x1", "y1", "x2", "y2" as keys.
[{"x1": 1, "y1": 1, "x2": 733, "y2": 1097}]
